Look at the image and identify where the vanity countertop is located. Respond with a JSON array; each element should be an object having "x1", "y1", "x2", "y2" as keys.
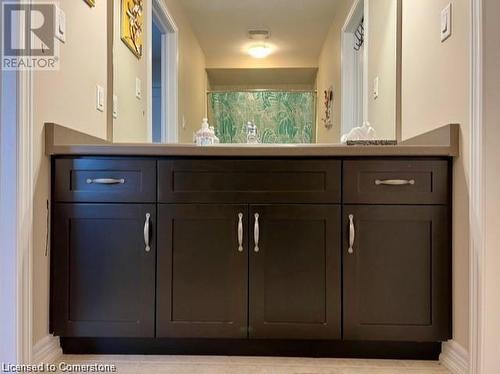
[{"x1": 45, "y1": 123, "x2": 459, "y2": 157}]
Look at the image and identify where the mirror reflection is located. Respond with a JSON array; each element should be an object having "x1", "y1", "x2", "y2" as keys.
[{"x1": 113, "y1": 0, "x2": 400, "y2": 144}]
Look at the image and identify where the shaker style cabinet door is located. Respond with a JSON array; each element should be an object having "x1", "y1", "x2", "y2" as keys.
[
  {"x1": 156, "y1": 204, "x2": 249, "y2": 338},
  {"x1": 343, "y1": 206, "x2": 451, "y2": 342},
  {"x1": 248, "y1": 205, "x2": 341, "y2": 340},
  {"x1": 51, "y1": 204, "x2": 156, "y2": 337}
]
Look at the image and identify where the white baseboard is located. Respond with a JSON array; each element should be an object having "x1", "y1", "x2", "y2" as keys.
[
  {"x1": 32, "y1": 335, "x2": 62, "y2": 364},
  {"x1": 440, "y1": 340, "x2": 469, "y2": 374},
  {"x1": 30, "y1": 334, "x2": 470, "y2": 371}
]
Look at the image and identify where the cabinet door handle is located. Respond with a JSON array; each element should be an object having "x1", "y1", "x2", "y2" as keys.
[
  {"x1": 375, "y1": 179, "x2": 415, "y2": 186},
  {"x1": 237, "y1": 213, "x2": 244, "y2": 252},
  {"x1": 348, "y1": 214, "x2": 355, "y2": 255},
  {"x1": 254, "y1": 213, "x2": 260, "y2": 253},
  {"x1": 144, "y1": 213, "x2": 151, "y2": 253},
  {"x1": 86, "y1": 178, "x2": 125, "y2": 185}
]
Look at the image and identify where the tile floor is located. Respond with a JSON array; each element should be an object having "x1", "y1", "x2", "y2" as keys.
[{"x1": 57, "y1": 355, "x2": 451, "y2": 374}]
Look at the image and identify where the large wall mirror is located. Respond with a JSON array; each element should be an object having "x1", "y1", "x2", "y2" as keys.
[{"x1": 111, "y1": 0, "x2": 401, "y2": 144}]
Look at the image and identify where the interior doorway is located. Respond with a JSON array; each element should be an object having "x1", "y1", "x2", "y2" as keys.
[
  {"x1": 149, "y1": 0, "x2": 179, "y2": 143},
  {"x1": 152, "y1": 20, "x2": 163, "y2": 143},
  {"x1": 341, "y1": 0, "x2": 367, "y2": 137}
]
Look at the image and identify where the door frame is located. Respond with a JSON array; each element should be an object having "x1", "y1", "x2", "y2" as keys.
[
  {"x1": 469, "y1": 0, "x2": 485, "y2": 373},
  {"x1": 341, "y1": 0, "x2": 368, "y2": 137},
  {"x1": 147, "y1": 0, "x2": 179, "y2": 143},
  {"x1": 0, "y1": 5, "x2": 34, "y2": 364}
]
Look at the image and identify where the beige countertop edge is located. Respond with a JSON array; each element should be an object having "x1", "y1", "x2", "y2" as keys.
[
  {"x1": 47, "y1": 144, "x2": 456, "y2": 157},
  {"x1": 45, "y1": 123, "x2": 459, "y2": 157}
]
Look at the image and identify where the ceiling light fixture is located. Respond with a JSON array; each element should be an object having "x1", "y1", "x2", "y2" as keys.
[
  {"x1": 248, "y1": 44, "x2": 271, "y2": 59},
  {"x1": 246, "y1": 27, "x2": 272, "y2": 59}
]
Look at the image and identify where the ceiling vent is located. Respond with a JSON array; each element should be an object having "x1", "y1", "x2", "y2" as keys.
[{"x1": 247, "y1": 28, "x2": 271, "y2": 40}]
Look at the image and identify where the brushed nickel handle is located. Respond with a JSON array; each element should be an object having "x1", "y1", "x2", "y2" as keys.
[
  {"x1": 348, "y1": 214, "x2": 355, "y2": 255},
  {"x1": 254, "y1": 213, "x2": 260, "y2": 253},
  {"x1": 237, "y1": 213, "x2": 244, "y2": 252},
  {"x1": 375, "y1": 179, "x2": 415, "y2": 186},
  {"x1": 144, "y1": 213, "x2": 151, "y2": 253},
  {"x1": 86, "y1": 178, "x2": 125, "y2": 185}
]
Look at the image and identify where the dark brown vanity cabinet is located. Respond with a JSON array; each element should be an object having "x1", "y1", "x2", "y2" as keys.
[
  {"x1": 51, "y1": 204, "x2": 156, "y2": 337},
  {"x1": 342, "y1": 160, "x2": 451, "y2": 342},
  {"x1": 51, "y1": 158, "x2": 157, "y2": 337},
  {"x1": 51, "y1": 157, "x2": 451, "y2": 351}
]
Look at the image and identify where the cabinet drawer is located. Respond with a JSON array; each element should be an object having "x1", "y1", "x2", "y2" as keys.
[
  {"x1": 343, "y1": 160, "x2": 449, "y2": 205},
  {"x1": 158, "y1": 159, "x2": 341, "y2": 203},
  {"x1": 54, "y1": 158, "x2": 156, "y2": 203}
]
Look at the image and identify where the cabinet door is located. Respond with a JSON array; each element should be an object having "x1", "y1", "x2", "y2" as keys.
[
  {"x1": 249, "y1": 205, "x2": 341, "y2": 339},
  {"x1": 343, "y1": 206, "x2": 451, "y2": 341},
  {"x1": 157, "y1": 205, "x2": 248, "y2": 338},
  {"x1": 52, "y1": 204, "x2": 156, "y2": 337}
]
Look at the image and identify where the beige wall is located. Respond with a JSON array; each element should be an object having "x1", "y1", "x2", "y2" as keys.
[
  {"x1": 367, "y1": 0, "x2": 397, "y2": 140},
  {"x1": 207, "y1": 68, "x2": 317, "y2": 91},
  {"x1": 206, "y1": 55, "x2": 318, "y2": 70},
  {"x1": 112, "y1": 0, "x2": 207, "y2": 143},
  {"x1": 483, "y1": 0, "x2": 500, "y2": 370},
  {"x1": 32, "y1": 0, "x2": 109, "y2": 344},
  {"x1": 401, "y1": 0, "x2": 470, "y2": 350},
  {"x1": 33, "y1": 1, "x2": 109, "y2": 140},
  {"x1": 162, "y1": 0, "x2": 207, "y2": 143},
  {"x1": 210, "y1": 84, "x2": 314, "y2": 91},
  {"x1": 112, "y1": 0, "x2": 150, "y2": 142},
  {"x1": 316, "y1": 0, "x2": 356, "y2": 143}
]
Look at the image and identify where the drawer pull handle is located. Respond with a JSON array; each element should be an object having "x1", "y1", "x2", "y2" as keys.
[
  {"x1": 86, "y1": 178, "x2": 125, "y2": 185},
  {"x1": 375, "y1": 179, "x2": 415, "y2": 186},
  {"x1": 144, "y1": 213, "x2": 151, "y2": 253},
  {"x1": 254, "y1": 213, "x2": 260, "y2": 253},
  {"x1": 237, "y1": 213, "x2": 244, "y2": 252},
  {"x1": 348, "y1": 214, "x2": 355, "y2": 255}
]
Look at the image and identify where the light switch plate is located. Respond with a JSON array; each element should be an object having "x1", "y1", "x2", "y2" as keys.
[
  {"x1": 441, "y1": 3, "x2": 452, "y2": 42},
  {"x1": 373, "y1": 76, "x2": 379, "y2": 99},
  {"x1": 135, "y1": 78, "x2": 142, "y2": 99},
  {"x1": 96, "y1": 85, "x2": 105, "y2": 112},
  {"x1": 55, "y1": 6, "x2": 66, "y2": 43},
  {"x1": 113, "y1": 95, "x2": 118, "y2": 119}
]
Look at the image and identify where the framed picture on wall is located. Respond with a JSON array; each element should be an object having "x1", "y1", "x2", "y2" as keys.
[
  {"x1": 84, "y1": 0, "x2": 96, "y2": 7},
  {"x1": 121, "y1": 0, "x2": 144, "y2": 59}
]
